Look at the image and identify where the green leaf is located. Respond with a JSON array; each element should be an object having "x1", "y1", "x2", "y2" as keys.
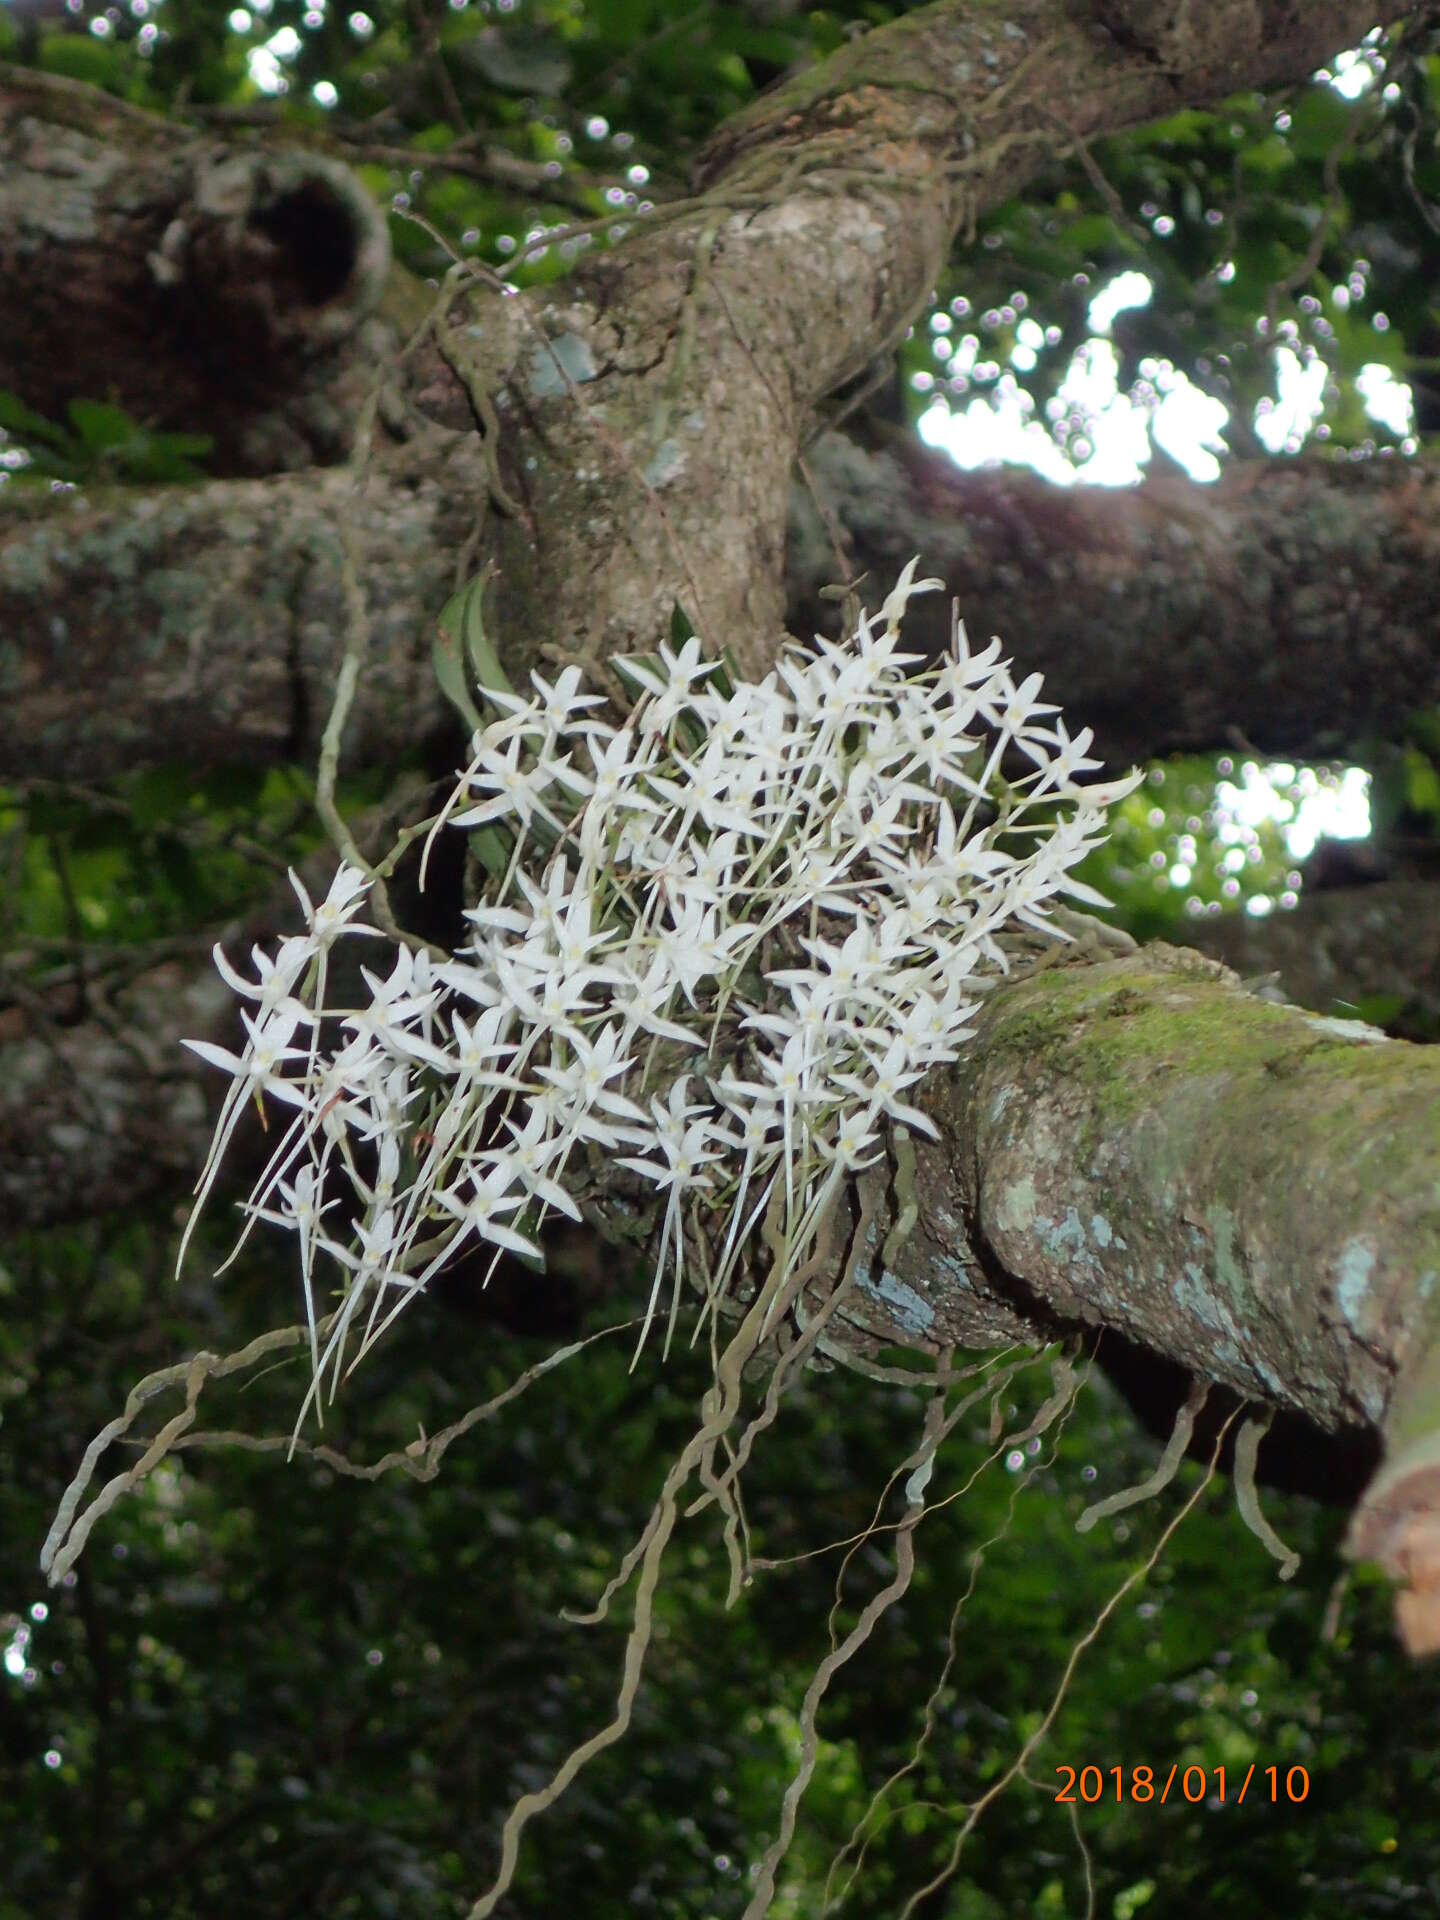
[
  {"x1": 709, "y1": 646, "x2": 743, "y2": 702},
  {"x1": 38, "y1": 33, "x2": 123, "y2": 87},
  {"x1": 0, "y1": 391, "x2": 75, "y2": 450},
  {"x1": 68, "y1": 400, "x2": 136, "y2": 455},
  {"x1": 1285, "y1": 87, "x2": 1355, "y2": 162},
  {"x1": 126, "y1": 768, "x2": 194, "y2": 830},
  {"x1": 1351, "y1": 993, "x2": 1407, "y2": 1028},
  {"x1": 129, "y1": 431, "x2": 214, "y2": 482},
  {"x1": 432, "y1": 623, "x2": 486, "y2": 738},
  {"x1": 466, "y1": 822, "x2": 516, "y2": 884},
  {"x1": 1060, "y1": 212, "x2": 1126, "y2": 256},
  {"x1": 1128, "y1": 109, "x2": 1213, "y2": 150},
  {"x1": 457, "y1": 567, "x2": 515, "y2": 699},
  {"x1": 1239, "y1": 134, "x2": 1296, "y2": 179},
  {"x1": 433, "y1": 567, "x2": 515, "y2": 735},
  {"x1": 1404, "y1": 746, "x2": 1440, "y2": 817}
]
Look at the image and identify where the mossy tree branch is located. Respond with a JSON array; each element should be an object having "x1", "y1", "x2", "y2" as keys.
[{"x1": 3, "y1": 0, "x2": 1421, "y2": 773}]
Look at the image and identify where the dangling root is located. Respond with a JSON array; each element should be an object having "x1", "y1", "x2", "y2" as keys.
[
  {"x1": 697, "y1": 1194, "x2": 849, "y2": 1605},
  {"x1": 41, "y1": 1315, "x2": 621, "y2": 1587},
  {"x1": 159, "y1": 1325, "x2": 626, "y2": 1479},
  {"x1": 1075, "y1": 1386, "x2": 1300, "y2": 1581},
  {"x1": 1233, "y1": 1407, "x2": 1301, "y2": 1581},
  {"x1": 821, "y1": 1349, "x2": 1091, "y2": 1914},
  {"x1": 740, "y1": 1373, "x2": 953, "y2": 1920},
  {"x1": 747, "y1": 1347, "x2": 1089, "y2": 1920},
  {"x1": 467, "y1": 1185, "x2": 845, "y2": 1919},
  {"x1": 41, "y1": 1316, "x2": 338, "y2": 1587},
  {"x1": 1076, "y1": 1378, "x2": 1210, "y2": 1535},
  {"x1": 831, "y1": 1346, "x2": 1082, "y2": 1623},
  {"x1": 896, "y1": 1409, "x2": 1240, "y2": 1920},
  {"x1": 685, "y1": 1173, "x2": 879, "y2": 1542}
]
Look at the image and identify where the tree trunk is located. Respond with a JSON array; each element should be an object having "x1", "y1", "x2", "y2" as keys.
[{"x1": 4, "y1": 0, "x2": 1439, "y2": 1652}]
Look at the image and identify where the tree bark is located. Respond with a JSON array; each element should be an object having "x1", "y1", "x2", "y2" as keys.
[
  {"x1": 0, "y1": 945, "x2": 231, "y2": 1229},
  {"x1": 2, "y1": 0, "x2": 1418, "y2": 773},
  {"x1": 0, "y1": 447, "x2": 476, "y2": 779},
  {"x1": 0, "y1": 814, "x2": 418, "y2": 1228},
  {"x1": 793, "y1": 435, "x2": 1440, "y2": 767},
  {"x1": 874, "y1": 942, "x2": 1440, "y2": 1653},
  {"x1": 4, "y1": 0, "x2": 1438, "y2": 1651},
  {"x1": 10, "y1": 433, "x2": 1440, "y2": 780},
  {"x1": 0, "y1": 64, "x2": 418, "y2": 475}
]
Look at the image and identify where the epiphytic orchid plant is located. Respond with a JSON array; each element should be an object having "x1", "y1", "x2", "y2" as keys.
[{"x1": 179, "y1": 562, "x2": 1141, "y2": 1425}]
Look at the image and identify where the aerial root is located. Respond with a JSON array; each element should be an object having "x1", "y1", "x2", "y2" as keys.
[
  {"x1": 688, "y1": 1175, "x2": 870, "y2": 1530},
  {"x1": 40, "y1": 1316, "x2": 336, "y2": 1587},
  {"x1": 745, "y1": 1347, "x2": 1087, "y2": 1919},
  {"x1": 468, "y1": 1188, "x2": 845, "y2": 1917},
  {"x1": 40, "y1": 1315, "x2": 616, "y2": 1587},
  {"x1": 821, "y1": 1348, "x2": 1091, "y2": 1913},
  {"x1": 1233, "y1": 1407, "x2": 1301, "y2": 1581},
  {"x1": 1075, "y1": 1385, "x2": 1300, "y2": 1581},
  {"x1": 895, "y1": 1409, "x2": 1240, "y2": 1920},
  {"x1": 1076, "y1": 1377, "x2": 1210, "y2": 1534},
  {"x1": 572, "y1": 1186, "x2": 850, "y2": 1628},
  {"x1": 739, "y1": 1371, "x2": 953, "y2": 1920}
]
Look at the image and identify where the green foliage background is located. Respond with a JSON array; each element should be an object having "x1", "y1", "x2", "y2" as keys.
[{"x1": 2, "y1": 2, "x2": 1439, "y2": 1915}]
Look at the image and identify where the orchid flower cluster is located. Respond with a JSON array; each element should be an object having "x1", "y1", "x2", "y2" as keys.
[{"x1": 180, "y1": 562, "x2": 1140, "y2": 1422}]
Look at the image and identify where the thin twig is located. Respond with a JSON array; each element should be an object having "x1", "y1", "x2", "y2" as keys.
[{"x1": 408, "y1": 0, "x2": 469, "y2": 135}]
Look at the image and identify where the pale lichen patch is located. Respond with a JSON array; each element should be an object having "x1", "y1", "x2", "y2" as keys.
[
  {"x1": 995, "y1": 1173, "x2": 1040, "y2": 1235},
  {"x1": 524, "y1": 331, "x2": 598, "y2": 399},
  {"x1": 867, "y1": 1268, "x2": 936, "y2": 1334},
  {"x1": 1335, "y1": 1237, "x2": 1378, "y2": 1332},
  {"x1": 1301, "y1": 1012, "x2": 1390, "y2": 1045}
]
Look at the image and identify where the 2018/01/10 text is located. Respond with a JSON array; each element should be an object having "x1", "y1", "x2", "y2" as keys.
[{"x1": 1054, "y1": 1764, "x2": 1310, "y2": 1806}]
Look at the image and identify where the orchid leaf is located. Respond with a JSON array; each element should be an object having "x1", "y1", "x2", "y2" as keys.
[{"x1": 433, "y1": 565, "x2": 515, "y2": 734}]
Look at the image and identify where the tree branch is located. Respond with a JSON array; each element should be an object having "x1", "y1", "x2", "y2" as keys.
[
  {"x1": 0, "y1": 447, "x2": 483, "y2": 780},
  {"x1": 3, "y1": 0, "x2": 1410, "y2": 759},
  {"x1": 1176, "y1": 878, "x2": 1440, "y2": 1034},
  {"x1": 792, "y1": 434, "x2": 1440, "y2": 766},
  {"x1": 7, "y1": 928, "x2": 1435, "y2": 1440},
  {"x1": 0, "y1": 60, "x2": 413, "y2": 474},
  {"x1": 11, "y1": 435, "x2": 1440, "y2": 780}
]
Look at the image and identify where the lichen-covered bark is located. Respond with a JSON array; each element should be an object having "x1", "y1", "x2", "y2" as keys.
[
  {"x1": 14, "y1": 429, "x2": 1440, "y2": 780},
  {"x1": 792, "y1": 434, "x2": 1440, "y2": 766},
  {"x1": 789, "y1": 947, "x2": 1440, "y2": 1436},
  {"x1": 872, "y1": 944, "x2": 1440, "y2": 1648},
  {"x1": 458, "y1": 0, "x2": 1406, "y2": 692},
  {"x1": 1177, "y1": 878, "x2": 1440, "y2": 1037},
  {"x1": 0, "y1": 62, "x2": 409, "y2": 474},
  {"x1": 3, "y1": 1, "x2": 1413, "y2": 767},
  {"x1": 943, "y1": 951, "x2": 1436, "y2": 1434},
  {"x1": 0, "y1": 445, "x2": 482, "y2": 778},
  {"x1": 695, "y1": 0, "x2": 1390, "y2": 195}
]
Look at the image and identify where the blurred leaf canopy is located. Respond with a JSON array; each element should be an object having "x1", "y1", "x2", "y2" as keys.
[{"x1": 3, "y1": 3, "x2": 1440, "y2": 1915}]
